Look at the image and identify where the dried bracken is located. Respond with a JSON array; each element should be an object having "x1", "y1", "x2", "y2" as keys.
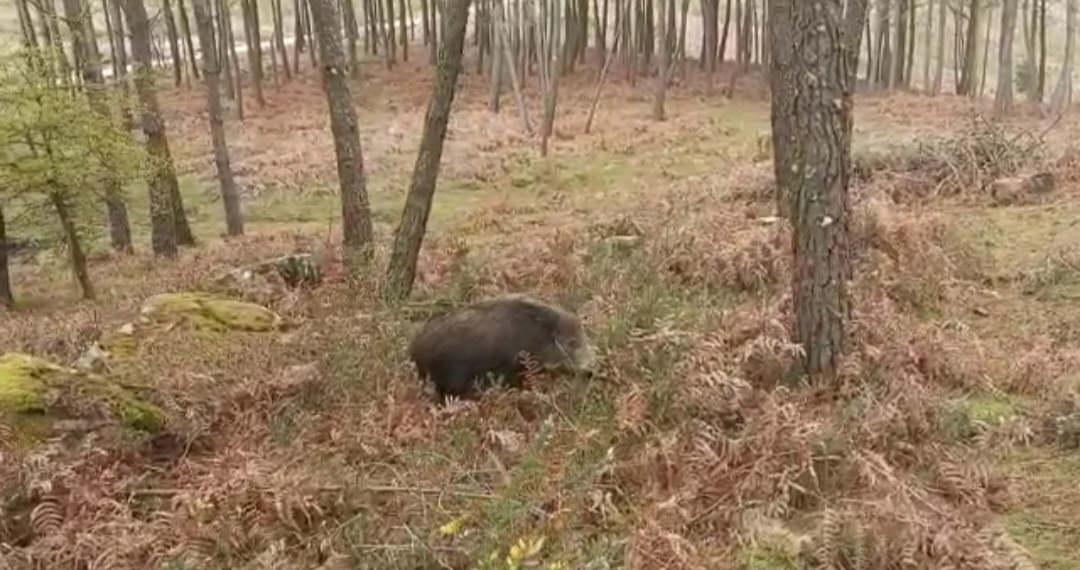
[{"x1": 3, "y1": 63, "x2": 1078, "y2": 570}]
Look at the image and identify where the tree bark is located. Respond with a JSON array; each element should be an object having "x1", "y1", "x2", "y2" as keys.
[
  {"x1": 177, "y1": 0, "x2": 200, "y2": 80},
  {"x1": 958, "y1": 0, "x2": 981, "y2": 96},
  {"x1": 308, "y1": 0, "x2": 375, "y2": 261},
  {"x1": 1051, "y1": 0, "x2": 1078, "y2": 114},
  {"x1": 0, "y1": 203, "x2": 12, "y2": 309},
  {"x1": 772, "y1": 0, "x2": 853, "y2": 379},
  {"x1": 652, "y1": 0, "x2": 669, "y2": 120},
  {"x1": 162, "y1": 0, "x2": 184, "y2": 86},
  {"x1": 193, "y1": 0, "x2": 245, "y2": 236},
  {"x1": 931, "y1": 0, "x2": 945, "y2": 94},
  {"x1": 123, "y1": 0, "x2": 190, "y2": 256},
  {"x1": 51, "y1": 192, "x2": 95, "y2": 300},
  {"x1": 385, "y1": 0, "x2": 473, "y2": 299},
  {"x1": 768, "y1": 0, "x2": 795, "y2": 218},
  {"x1": 843, "y1": 0, "x2": 870, "y2": 82},
  {"x1": 994, "y1": 0, "x2": 1018, "y2": 116},
  {"x1": 62, "y1": 0, "x2": 135, "y2": 254}
]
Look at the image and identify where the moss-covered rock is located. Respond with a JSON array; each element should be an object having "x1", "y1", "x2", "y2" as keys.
[
  {"x1": 0, "y1": 352, "x2": 167, "y2": 445},
  {"x1": 139, "y1": 292, "x2": 282, "y2": 333}
]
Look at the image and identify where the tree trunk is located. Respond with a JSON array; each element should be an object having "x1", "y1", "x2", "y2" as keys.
[
  {"x1": 385, "y1": 0, "x2": 473, "y2": 300},
  {"x1": 51, "y1": 192, "x2": 95, "y2": 300},
  {"x1": 308, "y1": 0, "x2": 375, "y2": 262},
  {"x1": 958, "y1": 0, "x2": 981, "y2": 95},
  {"x1": 843, "y1": 0, "x2": 869, "y2": 83},
  {"x1": 769, "y1": 0, "x2": 794, "y2": 218},
  {"x1": 931, "y1": 0, "x2": 945, "y2": 94},
  {"x1": 241, "y1": 0, "x2": 266, "y2": 107},
  {"x1": 1051, "y1": 0, "x2": 1078, "y2": 114},
  {"x1": 772, "y1": 0, "x2": 853, "y2": 379},
  {"x1": 62, "y1": 0, "x2": 135, "y2": 254},
  {"x1": 177, "y1": 0, "x2": 200, "y2": 80},
  {"x1": 653, "y1": 0, "x2": 669, "y2": 120},
  {"x1": 0, "y1": 203, "x2": 12, "y2": 309},
  {"x1": 922, "y1": 0, "x2": 933, "y2": 89},
  {"x1": 1037, "y1": 0, "x2": 1047, "y2": 101},
  {"x1": 194, "y1": 0, "x2": 245, "y2": 236},
  {"x1": 994, "y1": 0, "x2": 1018, "y2": 116},
  {"x1": 162, "y1": 0, "x2": 184, "y2": 86},
  {"x1": 123, "y1": 0, "x2": 193, "y2": 256}
]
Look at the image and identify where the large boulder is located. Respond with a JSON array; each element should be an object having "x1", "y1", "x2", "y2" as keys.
[
  {"x1": 0, "y1": 352, "x2": 166, "y2": 447},
  {"x1": 73, "y1": 293, "x2": 283, "y2": 375},
  {"x1": 139, "y1": 292, "x2": 283, "y2": 333}
]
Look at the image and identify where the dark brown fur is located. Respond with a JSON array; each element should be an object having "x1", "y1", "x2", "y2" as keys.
[{"x1": 407, "y1": 294, "x2": 596, "y2": 403}]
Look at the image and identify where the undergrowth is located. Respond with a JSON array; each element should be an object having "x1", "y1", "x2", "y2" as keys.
[{"x1": 4, "y1": 113, "x2": 1080, "y2": 570}]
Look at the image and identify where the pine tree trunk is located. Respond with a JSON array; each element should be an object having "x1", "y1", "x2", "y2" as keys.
[
  {"x1": 194, "y1": 0, "x2": 245, "y2": 236},
  {"x1": 308, "y1": 0, "x2": 376, "y2": 262},
  {"x1": 773, "y1": 0, "x2": 853, "y2": 379},
  {"x1": 0, "y1": 203, "x2": 12, "y2": 309},
  {"x1": 123, "y1": 0, "x2": 191, "y2": 256},
  {"x1": 994, "y1": 0, "x2": 1018, "y2": 116},
  {"x1": 385, "y1": 0, "x2": 473, "y2": 299}
]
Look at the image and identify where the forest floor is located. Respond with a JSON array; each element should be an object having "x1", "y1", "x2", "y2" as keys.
[{"x1": 6, "y1": 54, "x2": 1080, "y2": 569}]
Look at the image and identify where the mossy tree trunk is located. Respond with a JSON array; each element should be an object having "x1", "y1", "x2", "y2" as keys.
[
  {"x1": 771, "y1": 0, "x2": 854, "y2": 380},
  {"x1": 385, "y1": 0, "x2": 473, "y2": 299},
  {"x1": 309, "y1": 0, "x2": 376, "y2": 265},
  {"x1": 194, "y1": 0, "x2": 245, "y2": 236},
  {"x1": 0, "y1": 203, "x2": 12, "y2": 309}
]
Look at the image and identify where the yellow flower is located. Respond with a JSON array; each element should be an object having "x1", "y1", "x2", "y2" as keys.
[
  {"x1": 438, "y1": 516, "x2": 467, "y2": 537},
  {"x1": 508, "y1": 536, "x2": 546, "y2": 561}
]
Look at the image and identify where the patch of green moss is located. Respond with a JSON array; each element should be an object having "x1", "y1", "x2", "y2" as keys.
[
  {"x1": 0, "y1": 353, "x2": 53, "y2": 413},
  {"x1": 0, "y1": 352, "x2": 167, "y2": 443},
  {"x1": 937, "y1": 395, "x2": 1021, "y2": 442},
  {"x1": 140, "y1": 292, "x2": 282, "y2": 333},
  {"x1": 739, "y1": 534, "x2": 803, "y2": 570}
]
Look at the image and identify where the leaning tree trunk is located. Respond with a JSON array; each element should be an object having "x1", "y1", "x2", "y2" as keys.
[
  {"x1": 308, "y1": 0, "x2": 375, "y2": 265},
  {"x1": 1051, "y1": 0, "x2": 1078, "y2": 114},
  {"x1": 994, "y1": 0, "x2": 1018, "y2": 117},
  {"x1": 772, "y1": 0, "x2": 853, "y2": 379},
  {"x1": 385, "y1": 0, "x2": 474, "y2": 300},
  {"x1": 0, "y1": 203, "x2": 12, "y2": 309},
  {"x1": 51, "y1": 191, "x2": 95, "y2": 300},
  {"x1": 193, "y1": 0, "x2": 244, "y2": 236},
  {"x1": 123, "y1": 0, "x2": 195, "y2": 256}
]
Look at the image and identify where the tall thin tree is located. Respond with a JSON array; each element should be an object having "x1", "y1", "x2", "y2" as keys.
[
  {"x1": 385, "y1": 0, "x2": 474, "y2": 299},
  {"x1": 193, "y1": 0, "x2": 244, "y2": 236},
  {"x1": 308, "y1": 0, "x2": 375, "y2": 264},
  {"x1": 123, "y1": 0, "x2": 196, "y2": 255}
]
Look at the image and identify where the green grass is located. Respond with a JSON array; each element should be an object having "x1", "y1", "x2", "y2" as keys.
[{"x1": 1001, "y1": 450, "x2": 1080, "y2": 570}]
